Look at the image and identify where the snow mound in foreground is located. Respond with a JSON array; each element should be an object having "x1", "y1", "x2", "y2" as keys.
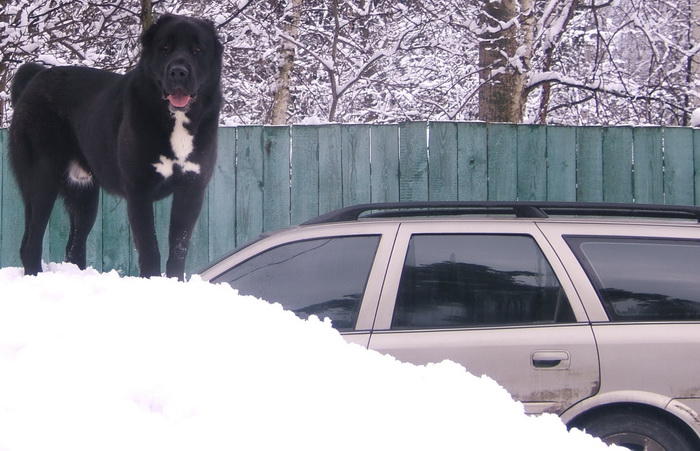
[{"x1": 0, "y1": 264, "x2": 615, "y2": 451}]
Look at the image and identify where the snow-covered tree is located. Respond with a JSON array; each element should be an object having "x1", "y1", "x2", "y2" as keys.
[
  {"x1": 1, "y1": 0, "x2": 698, "y2": 126},
  {"x1": 525, "y1": 0, "x2": 700, "y2": 125}
]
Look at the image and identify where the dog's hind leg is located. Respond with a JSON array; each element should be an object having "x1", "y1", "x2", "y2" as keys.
[
  {"x1": 10, "y1": 117, "x2": 74, "y2": 276},
  {"x1": 18, "y1": 158, "x2": 63, "y2": 276},
  {"x1": 62, "y1": 164, "x2": 99, "y2": 270}
]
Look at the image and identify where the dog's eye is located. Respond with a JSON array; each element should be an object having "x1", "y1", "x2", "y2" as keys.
[
  {"x1": 192, "y1": 47, "x2": 201, "y2": 55},
  {"x1": 160, "y1": 45, "x2": 170, "y2": 54}
]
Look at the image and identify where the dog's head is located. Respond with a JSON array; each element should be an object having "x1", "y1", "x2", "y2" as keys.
[{"x1": 140, "y1": 14, "x2": 223, "y2": 113}]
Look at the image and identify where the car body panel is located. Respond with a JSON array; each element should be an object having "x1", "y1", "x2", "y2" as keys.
[
  {"x1": 538, "y1": 221, "x2": 700, "y2": 438},
  {"x1": 592, "y1": 323, "x2": 700, "y2": 397},
  {"x1": 200, "y1": 213, "x2": 700, "y2": 442},
  {"x1": 538, "y1": 221, "x2": 700, "y2": 399},
  {"x1": 365, "y1": 220, "x2": 600, "y2": 414},
  {"x1": 341, "y1": 332, "x2": 372, "y2": 348},
  {"x1": 368, "y1": 324, "x2": 599, "y2": 414},
  {"x1": 668, "y1": 399, "x2": 700, "y2": 432},
  {"x1": 560, "y1": 390, "x2": 674, "y2": 424}
]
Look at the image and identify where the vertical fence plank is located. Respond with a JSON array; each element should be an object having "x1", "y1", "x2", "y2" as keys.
[
  {"x1": 319, "y1": 125, "x2": 342, "y2": 214},
  {"x1": 235, "y1": 126, "x2": 264, "y2": 247},
  {"x1": 154, "y1": 195, "x2": 172, "y2": 274},
  {"x1": 0, "y1": 129, "x2": 3, "y2": 268},
  {"x1": 86, "y1": 193, "x2": 103, "y2": 272},
  {"x1": 457, "y1": 123, "x2": 487, "y2": 201},
  {"x1": 0, "y1": 131, "x2": 24, "y2": 267},
  {"x1": 664, "y1": 127, "x2": 694, "y2": 205},
  {"x1": 209, "y1": 128, "x2": 237, "y2": 261},
  {"x1": 342, "y1": 125, "x2": 371, "y2": 206},
  {"x1": 40, "y1": 220, "x2": 51, "y2": 264},
  {"x1": 48, "y1": 199, "x2": 69, "y2": 264},
  {"x1": 0, "y1": 130, "x2": 3, "y2": 264},
  {"x1": 186, "y1": 189, "x2": 210, "y2": 275},
  {"x1": 291, "y1": 125, "x2": 319, "y2": 224},
  {"x1": 101, "y1": 193, "x2": 131, "y2": 275},
  {"x1": 547, "y1": 126, "x2": 576, "y2": 201},
  {"x1": 488, "y1": 123, "x2": 517, "y2": 201},
  {"x1": 695, "y1": 129, "x2": 700, "y2": 206},
  {"x1": 262, "y1": 126, "x2": 290, "y2": 232},
  {"x1": 633, "y1": 127, "x2": 663, "y2": 204},
  {"x1": 399, "y1": 121, "x2": 428, "y2": 201},
  {"x1": 602, "y1": 127, "x2": 633, "y2": 202},
  {"x1": 516, "y1": 125, "x2": 546, "y2": 201},
  {"x1": 577, "y1": 127, "x2": 603, "y2": 202},
  {"x1": 429, "y1": 122, "x2": 458, "y2": 201},
  {"x1": 370, "y1": 124, "x2": 399, "y2": 203}
]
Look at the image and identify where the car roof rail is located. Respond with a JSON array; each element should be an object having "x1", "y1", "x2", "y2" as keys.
[{"x1": 301, "y1": 201, "x2": 700, "y2": 225}]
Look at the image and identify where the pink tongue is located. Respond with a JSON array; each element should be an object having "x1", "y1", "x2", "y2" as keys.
[{"x1": 167, "y1": 94, "x2": 191, "y2": 108}]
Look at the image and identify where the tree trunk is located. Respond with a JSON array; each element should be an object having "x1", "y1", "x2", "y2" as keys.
[
  {"x1": 267, "y1": 0, "x2": 302, "y2": 125},
  {"x1": 687, "y1": 0, "x2": 700, "y2": 125},
  {"x1": 0, "y1": 0, "x2": 9, "y2": 125},
  {"x1": 478, "y1": 0, "x2": 532, "y2": 123},
  {"x1": 535, "y1": 0, "x2": 577, "y2": 124},
  {"x1": 141, "y1": 0, "x2": 154, "y2": 33}
]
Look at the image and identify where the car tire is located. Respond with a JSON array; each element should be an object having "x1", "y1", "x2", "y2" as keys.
[{"x1": 572, "y1": 407, "x2": 696, "y2": 451}]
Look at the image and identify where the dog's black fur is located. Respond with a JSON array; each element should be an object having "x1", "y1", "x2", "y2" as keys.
[{"x1": 9, "y1": 14, "x2": 223, "y2": 280}]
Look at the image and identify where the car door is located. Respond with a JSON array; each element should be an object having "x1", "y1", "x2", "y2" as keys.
[
  {"x1": 539, "y1": 222, "x2": 700, "y2": 404},
  {"x1": 367, "y1": 221, "x2": 600, "y2": 415}
]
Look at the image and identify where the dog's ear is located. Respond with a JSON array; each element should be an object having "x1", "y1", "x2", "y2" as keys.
[
  {"x1": 195, "y1": 18, "x2": 223, "y2": 59},
  {"x1": 209, "y1": 22, "x2": 224, "y2": 60},
  {"x1": 140, "y1": 14, "x2": 176, "y2": 49}
]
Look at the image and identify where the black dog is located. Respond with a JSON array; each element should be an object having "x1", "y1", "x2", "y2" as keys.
[{"x1": 9, "y1": 14, "x2": 223, "y2": 280}]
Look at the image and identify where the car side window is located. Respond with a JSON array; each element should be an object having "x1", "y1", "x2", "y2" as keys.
[
  {"x1": 566, "y1": 236, "x2": 700, "y2": 321},
  {"x1": 212, "y1": 235, "x2": 380, "y2": 330},
  {"x1": 392, "y1": 234, "x2": 575, "y2": 329}
]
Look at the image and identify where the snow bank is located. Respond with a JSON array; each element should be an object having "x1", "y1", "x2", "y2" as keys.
[{"x1": 0, "y1": 264, "x2": 616, "y2": 451}]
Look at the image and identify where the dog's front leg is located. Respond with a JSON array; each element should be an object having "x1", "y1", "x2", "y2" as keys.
[
  {"x1": 166, "y1": 184, "x2": 206, "y2": 281},
  {"x1": 126, "y1": 196, "x2": 161, "y2": 278}
]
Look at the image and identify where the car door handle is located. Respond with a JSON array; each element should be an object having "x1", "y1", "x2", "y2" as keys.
[{"x1": 532, "y1": 351, "x2": 570, "y2": 369}]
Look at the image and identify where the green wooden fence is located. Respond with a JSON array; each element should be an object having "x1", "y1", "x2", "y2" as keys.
[{"x1": 1, "y1": 122, "x2": 699, "y2": 275}]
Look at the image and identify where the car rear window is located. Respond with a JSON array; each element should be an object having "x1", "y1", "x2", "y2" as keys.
[
  {"x1": 392, "y1": 234, "x2": 575, "y2": 329},
  {"x1": 212, "y1": 235, "x2": 380, "y2": 330},
  {"x1": 565, "y1": 236, "x2": 700, "y2": 321}
]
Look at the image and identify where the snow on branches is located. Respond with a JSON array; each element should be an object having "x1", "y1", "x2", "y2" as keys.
[{"x1": 1, "y1": 0, "x2": 699, "y2": 126}]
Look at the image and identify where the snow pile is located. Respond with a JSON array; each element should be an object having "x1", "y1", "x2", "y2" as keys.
[{"x1": 0, "y1": 264, "x2": 616, "y2": 451}]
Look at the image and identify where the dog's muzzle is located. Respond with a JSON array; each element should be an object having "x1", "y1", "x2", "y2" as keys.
[{"x1": 164, "y1": 62, "x2": 195, "y2": 112}]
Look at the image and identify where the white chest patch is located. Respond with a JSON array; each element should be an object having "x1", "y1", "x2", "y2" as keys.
[{"x1": 153, "y1": 111, "x2": 201, "y2": 178}]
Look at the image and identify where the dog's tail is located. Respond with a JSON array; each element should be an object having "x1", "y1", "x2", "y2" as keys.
[{"x1": 11, "y1": 63, "x2": 47, "y2": 107}]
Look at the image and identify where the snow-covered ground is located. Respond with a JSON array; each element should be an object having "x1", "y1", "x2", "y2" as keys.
[{"x1": 0, "y1": 263, "x2": 617, "y2": 451}]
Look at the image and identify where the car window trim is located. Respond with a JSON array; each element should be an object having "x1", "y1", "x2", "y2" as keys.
[
  {"x1": 369, "y1": 322, "x2": 596, "y2": 334},
  {"x1": 212, "y1": 234, "x2": 382, "y2": 331},
  {"x1": 390, "y1": 232, "x2": 575, "y2": 330},
  {"x1": 373, "y1": 222, "x2": 589, "y2": 331},
  {"x1": 564, "y1": 234, "x2": 700, "y2": 323},
  {"x1": 202, "y1": 222, "x2": 400, "y2": 332}
]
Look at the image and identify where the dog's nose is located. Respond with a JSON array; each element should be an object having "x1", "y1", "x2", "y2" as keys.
[{"x1": 168, "y1": 64, "x2": 189, "y2": 83}]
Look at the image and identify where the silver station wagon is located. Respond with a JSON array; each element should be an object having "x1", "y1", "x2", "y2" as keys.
[{"x1": 200, "y1": 202, "x2": 700, "y2": 451}]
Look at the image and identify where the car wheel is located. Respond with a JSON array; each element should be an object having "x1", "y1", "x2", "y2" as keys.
[{"x1": 572, "y1": 407, "x2": 696, "y2": 451}]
